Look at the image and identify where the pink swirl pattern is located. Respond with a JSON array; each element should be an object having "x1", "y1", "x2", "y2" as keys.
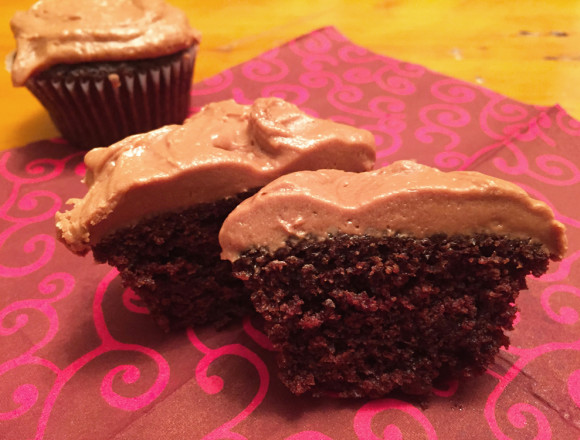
[
  {"x1": 122, "y1": 287, "x2": 150, "y2": 315},
  {"x1": 1, "y1": 27, "x2": 579, "y2": 439},
  {"x1": 187, "y1": 327, "x2": 269, "y2": 440},
  {"x1": 289, "y1": 30, "x2": 340, "y2": 71},
  {"x1": 0, "y1": 272, "x2": 73, "y2": 423},
  {"x1": 485, "y1": 341, "x2": 580, "y2": 440},
  {"x1": 431, "y1": 78, "x2": 478, "y2": 104},
  {"x1": 25, "y1": 269, "x2": 169, "y2": 439},
  {"x1": 541, "y1": 284, "x2": 580, "y2": 325},
  {"x1": 506, "y1": 403, "x2": 551, "y2": 439},
  {"x1": 242, "y1": 48, "x2": 289, "y2": 83},
  {"x1": 0, "y1": 150, "x2": 83, "y2": 278},
  {"x1": 539, "y1": 250, "x2": 580, "y2": 282},
  {"x1": 480, "y1": 95, "x2": 532, "y2": 141},
  {"x1": 242, "y1": 317, "x2": 275, "y2": 351},
  {"x1": 354, "y1": 399, "x2": 437, "y2": 439},
  {"x1": 415, "y1": 103, "x2": 471, "y2": 151},
  {"x1": 431, "y1": 379, "x2": 459, "y2": 398}
]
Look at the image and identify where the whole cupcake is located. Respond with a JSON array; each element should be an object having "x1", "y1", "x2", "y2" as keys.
[{"x1": 9, "y1": 0, "x2": 201, "y2": 149}]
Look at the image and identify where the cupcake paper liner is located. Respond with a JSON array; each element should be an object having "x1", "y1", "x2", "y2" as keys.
[{"x1": 25, "y1": 44, "x2": 198, "y2": 149}]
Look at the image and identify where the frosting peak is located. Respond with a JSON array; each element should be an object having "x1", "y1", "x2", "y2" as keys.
[
  {"x1": 10, "y1": 0, "x2": 201, "y2": 86},
  {"x1": 56, "y1": 97, "x2": 376, "y2": 255}
]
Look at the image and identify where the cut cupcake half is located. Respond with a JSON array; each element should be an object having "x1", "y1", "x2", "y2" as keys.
[{"x1": 219, "y1": 161, "x2": 567, "y2": 397}]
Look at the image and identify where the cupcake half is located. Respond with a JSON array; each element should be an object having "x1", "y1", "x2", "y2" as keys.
[{"x1": 219, "y1": 162, "x2": 567, "y2": 397}]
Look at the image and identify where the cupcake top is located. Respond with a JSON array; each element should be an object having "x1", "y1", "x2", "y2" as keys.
[
  {"x1": 55, "y1": 97, "x2": 377, "y2": 255},
  {"x1": 10, "y1": 0, "x2": 201, "y2": 86},
  {"x1": 219, "y1": 161, "x2": 568, "y2": 261}
]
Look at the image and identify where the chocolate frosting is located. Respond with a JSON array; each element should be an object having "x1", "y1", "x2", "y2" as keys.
[
  {"x1": 10, "y1": 0, "x2": 201, "y2": 86},
  {"x1": 55, "y1": 97, "x2": 377, "y2": 254},
  {"x1": 219, "y1": 161, "x2": 568, "y2": 261}
]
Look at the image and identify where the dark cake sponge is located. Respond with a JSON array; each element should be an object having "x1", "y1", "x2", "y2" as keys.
[
  {"x1": 232, "y1": 233, "x2": 549, "y2": 398},
  {"x1": 93, "y1": 189, "x2": 258, "y2": 331}
]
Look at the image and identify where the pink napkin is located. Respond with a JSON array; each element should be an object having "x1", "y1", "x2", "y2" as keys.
[{"x1": 1, "y1": 27, "x2": 579, "y2": 439}]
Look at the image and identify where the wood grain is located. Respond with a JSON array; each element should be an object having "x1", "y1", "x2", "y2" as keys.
[{"x1": 1, "y1": 0, "x2": 579, "y2": 151}]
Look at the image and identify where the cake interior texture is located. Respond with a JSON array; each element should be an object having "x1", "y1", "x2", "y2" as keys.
[
  {"x1": 232, "y1": 232, "x2": 550, "y2": 398},
  {"x1": 93, "y1": 189, "x2": 258, "y2": 331}
]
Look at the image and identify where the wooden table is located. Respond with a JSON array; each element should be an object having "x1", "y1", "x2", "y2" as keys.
[{"x1": 1, "y1": 0, "x2": 579, "y2": 151}]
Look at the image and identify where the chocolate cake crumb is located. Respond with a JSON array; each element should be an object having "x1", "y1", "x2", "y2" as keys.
[
  {"x1": 93, "y1": 189, "x2": 259, "y2": 331},
  {"x1": 232, "y1": 233, "x2": 549, "y2": 398}
]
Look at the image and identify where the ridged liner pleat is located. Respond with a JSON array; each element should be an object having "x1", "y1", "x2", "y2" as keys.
[{"x1": 25, "y1": 44, "x2": 197, "y2": 149}]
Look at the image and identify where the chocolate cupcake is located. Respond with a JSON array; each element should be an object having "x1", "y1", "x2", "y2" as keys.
[
  {"x1": 219, "y1": 162, "x2": 567, "y2": 397},
  {"x1": 9, "y1": 0, "x2": 201, "y2": 148}
]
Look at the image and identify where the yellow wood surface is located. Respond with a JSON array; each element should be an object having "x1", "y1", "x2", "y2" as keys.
[{"x1": 1, "y1": 0, "x2": 579, "y2": 151}]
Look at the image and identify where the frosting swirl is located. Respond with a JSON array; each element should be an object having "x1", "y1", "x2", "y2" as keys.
[{"x1": 10, "y1": 0, "x2": 201, "y2": 86}]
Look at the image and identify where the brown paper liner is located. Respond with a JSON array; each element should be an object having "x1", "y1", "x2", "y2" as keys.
[{"x1": 25, "y1": 44, "x2": 198, "y2": 149}]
